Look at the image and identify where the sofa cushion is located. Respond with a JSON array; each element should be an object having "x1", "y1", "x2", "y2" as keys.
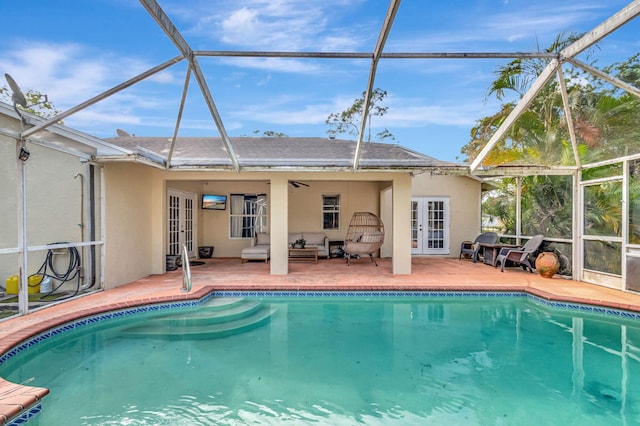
[
  {"x1": 242, "y1": 246, "x2": 270, "y2": 255},
  {"x1": 256, "y1": 232, "x2": 270, "y2": 245},
  {"x1": 288, "y1": 233, "x2": 303, "y2": 244},
  {"x1": 303, "y1": 232, "x2": 325, "y2": 245}
]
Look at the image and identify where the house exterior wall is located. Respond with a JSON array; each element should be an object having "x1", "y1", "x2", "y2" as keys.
[
  {"x1": 411, "y1": 173, "x2": 482, "y2": 258},
  {"x1": 1, "y1": 138, "x2": 480, "y2": 292},
  {"x1": 102, "y1": 162, "x2": 155, "y2": 289},
  {"x1": 160, "y1": 170, "x2": 409, "y2": 273},
  {"x1": 0, "y1": 134, "x2": 95, "y2": 292},
  {"x1": 192, "y1": 179, "x2": 382, "y2": 258},
  {"x1": 99, "y1": 167, "x2": 476, "y2": 286}
]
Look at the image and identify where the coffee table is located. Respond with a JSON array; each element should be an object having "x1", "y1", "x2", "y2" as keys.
[{"x1": 288, "y1": 247, "x2": 318, "y2": 263}]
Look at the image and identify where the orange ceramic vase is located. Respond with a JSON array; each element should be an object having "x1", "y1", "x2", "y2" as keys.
[{"x1": 535, "y1": 252, "x2": 560, "y2": 278}]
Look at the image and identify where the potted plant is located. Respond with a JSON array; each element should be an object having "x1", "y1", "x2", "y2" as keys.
[
  {"x1": 535, "y1": 252, "x2": 560, "y2": 278},
  {"x1": 295, "y1": 238, "x2": 306, "y2": 249}
]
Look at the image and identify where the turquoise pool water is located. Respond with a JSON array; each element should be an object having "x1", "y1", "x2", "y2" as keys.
[{"x1": 2, "y1": 295, "x2": 640, "y2": 425}]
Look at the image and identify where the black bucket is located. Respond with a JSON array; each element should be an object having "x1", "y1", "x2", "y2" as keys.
[
  {"x1": 198, "y1": 246, "x2": 214, "y2": 258},
  {"x1": 166, "y1": 255, "x2": 181, "y2": 271}
]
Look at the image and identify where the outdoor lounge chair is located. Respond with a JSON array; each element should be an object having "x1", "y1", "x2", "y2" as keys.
[
  {"x1": 495, "y1": 234, "x2": 544, "y2": 273},
  {"x1": 343, "y1": 212, "x2": 385, "y2": 266},
  {"x1": 459, "y1": 232, "x2": 498, "y2": 262}
]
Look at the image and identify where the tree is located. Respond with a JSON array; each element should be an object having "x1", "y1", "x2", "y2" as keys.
[
  {"x1": 251, "y1": 130, "x2": 288, "y2": 137},
  {"x1": 461, "y1": 33, "x2": 640, "y2": 166},
  {"x1": 469, "y1": 34, "x2": 640, "y2": 276},
  {"x1": 325, "y1": 88, "x2": 395, "y2": 142},
  {"x1": 0, "y1": 86, "x2": 60, "y2": 119}
]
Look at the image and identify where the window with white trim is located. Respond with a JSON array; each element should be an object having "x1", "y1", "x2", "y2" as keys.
[
  {"x1": 322, "y1": 194, "x2": 340, "y2": 230},
  {"x1": 230, "y1": 194, "x2": 267, "y2": 238}
]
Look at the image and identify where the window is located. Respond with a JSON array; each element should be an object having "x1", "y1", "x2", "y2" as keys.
[
  {"x1": 323, "y1": 194, "x2": 340, "y2": 230},
  {"x1": 230, "y1": 194, "x2": 267, "y2": 238}
]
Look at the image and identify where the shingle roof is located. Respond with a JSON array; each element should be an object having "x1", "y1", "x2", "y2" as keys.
[{"x1": 103, "y1": 136, "x2": 462, "y2": 171}]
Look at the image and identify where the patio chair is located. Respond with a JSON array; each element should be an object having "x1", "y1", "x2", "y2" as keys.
[
  {"x1": 495, "y1": 234, "x2": 544, "y2": 273},
  {"x1": 459, "y1": 232, "x2": 498, "y2": 263},
  {"x1": 343, "y1": 212, "x2": 385, "y2": 266}
]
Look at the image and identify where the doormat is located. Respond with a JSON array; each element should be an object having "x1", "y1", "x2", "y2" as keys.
[{"x1": 189, "y1": 261, "x2": 206, "y2": 266}]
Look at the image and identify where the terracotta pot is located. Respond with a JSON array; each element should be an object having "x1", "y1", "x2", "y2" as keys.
[{"x1": 535, "y1": 252, "x2": 559, "y2": 278}]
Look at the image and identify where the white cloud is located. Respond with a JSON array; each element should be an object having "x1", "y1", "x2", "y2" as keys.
[
  {"x1": 184, "y1": 0, "x2": 369, "y2": 53},
  {"x1": 0, "y1": 41, "x2": 182, "y2": 107},
  {"x1": 382, "y1": 104, "x2": 479, "y2": 128},
  {"x1": 388, "y1": 1, "x2": 612, "y2": 51},
  {"x1": 219, "y1": 57, "x2": 322, "y2": 74},
  {"x1": 229, "y1": 98, "x2": 331, "y2": 125}
]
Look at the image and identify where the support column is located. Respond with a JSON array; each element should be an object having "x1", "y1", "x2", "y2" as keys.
[
  {"x1": 392, "y1": 174, "x2": 412, "y2": 274},
  {"x1": 150, "y1": 172, "x2": 165, "y2": 274},
  {"x1": 270, "y1": 175, "x2": 289, "y2": 275}
]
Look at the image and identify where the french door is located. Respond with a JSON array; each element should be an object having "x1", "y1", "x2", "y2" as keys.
[
  {"x1": 167, "y1": 189, "x2": 196, "y2": 258},
  {"x1": 411, "y1": 197, "x2": 450, "y2": 255}
]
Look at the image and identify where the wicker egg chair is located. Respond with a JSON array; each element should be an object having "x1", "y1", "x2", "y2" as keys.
[{"x1": 343, "y1": 212, "x2": 385, "y2": 266}]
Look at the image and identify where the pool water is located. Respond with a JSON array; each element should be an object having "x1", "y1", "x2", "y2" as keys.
[{"x1": 2, "y1": 296, "x2": 640, "y2": 425}]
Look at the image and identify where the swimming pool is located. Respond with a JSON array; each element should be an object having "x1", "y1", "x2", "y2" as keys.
[{"x1": 2, "y1": 292, "x2": 640, "y2": 425}]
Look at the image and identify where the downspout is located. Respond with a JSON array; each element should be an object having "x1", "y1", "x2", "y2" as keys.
[
  {"x1": 87, "y1": 165, "x2": 97, "y2": 289},
  {"x1": 100, "y1": 165, "x2": 106, "y2": 290},
  {"x1": 17, "y1": 141, "x2": 28, "y2": 315},
  {"x1": 74, "y1": 172, "x2": 84, "y2": 240},
  {"x1": 74, "y1": 172, "x2": 86, "y2": 288}
]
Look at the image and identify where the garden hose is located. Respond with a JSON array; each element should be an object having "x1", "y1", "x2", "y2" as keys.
[{"x1": 30, "y1": 243, "x2": 82, "y2": 300}]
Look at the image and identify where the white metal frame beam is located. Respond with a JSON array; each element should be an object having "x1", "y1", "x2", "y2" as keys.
[
  {"x1": 167, "y1": 67, "x2": 192, "y2": 169},
  {"x1": 568, "y1": 58, "x2": 640, "y2": 98},
  {"x1": 469, "y1": 59, "x2": 560, "y2": 172},
  {"x1": 353, "y1": 0, "x2": 401, "y2": 172},
  {"x1": 9, "y1": 0, "x2": 639, "y2": 174},
  {"x1": 139, "y1": 0, "x2": 240, "y2": 172},
  {"x1": 20, "y1": 56, "x2": 183, "y2": 139},
  {"x1": 560, "y1": 0, "x2": 640, "y2": 59},
  {"x1": 195, "y1": 51, "x2": 558, "y2": 60},
  {"x1": 469, "y1": 0, "x2": 640, "y2": 172},
  {"x1": 556, "y1": 67, "x2": 581, "y2": 169}
]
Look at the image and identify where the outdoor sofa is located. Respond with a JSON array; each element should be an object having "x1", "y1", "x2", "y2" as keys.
[{"x1": 241, "y1": 232, "x2": 330, "y2": 262}]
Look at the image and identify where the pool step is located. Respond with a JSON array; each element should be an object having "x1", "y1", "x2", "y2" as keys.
[
  {"x1": 149, "y1": 300, "x2": 264, "y2": 327},
  {"x1": 122, "y1": 299, "x2": 276, "y2": 339}
]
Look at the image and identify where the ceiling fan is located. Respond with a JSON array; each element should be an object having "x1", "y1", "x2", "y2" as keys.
[
  {"x1": 289, "y1": 180, "x2": 309, "y2": 188},
  {"x1": 267, "y1": 180, "x2": 310, "y2": 188}
]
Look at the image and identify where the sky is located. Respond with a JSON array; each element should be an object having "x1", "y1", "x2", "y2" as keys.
[{"x1": 1, "y1": 0, "x2": 638, "y2": 163}]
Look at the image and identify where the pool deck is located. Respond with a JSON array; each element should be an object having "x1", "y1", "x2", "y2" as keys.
[{"x1": 2, "y1": 257, "x2": 640, "y2": 424}]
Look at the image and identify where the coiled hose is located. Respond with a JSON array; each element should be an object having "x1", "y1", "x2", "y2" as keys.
[{"x1": 30, "y1": 244, "x2": 82, "y2": 300}]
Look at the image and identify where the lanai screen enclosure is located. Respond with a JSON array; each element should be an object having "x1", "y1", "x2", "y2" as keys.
[{"x1": 1, "y1": 0, "x2": 640, "y2": 316}]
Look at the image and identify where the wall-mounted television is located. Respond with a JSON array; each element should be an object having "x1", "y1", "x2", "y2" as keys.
[{"x1": 201, "y1": 194, "x2": 227, "y2": 210}]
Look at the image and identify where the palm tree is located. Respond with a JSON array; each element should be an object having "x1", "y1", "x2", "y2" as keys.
[{"x1": 469, "y1": 34, "x2": 640, "y2": 276}]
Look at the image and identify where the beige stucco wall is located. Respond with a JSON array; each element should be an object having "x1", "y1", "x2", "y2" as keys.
[
  {"x1": 98, "y1": 167, "x2": 397, "y2": 285},
  {"x1": 102, "y1": 162, "x2": 155, "y2": 289},
  {"x1": 0, "y1": 135, "x2": 93, "y2": 291},
  {"x1": 173, "y1": 178, "x2": 384, "y2": 258},
  {"x1": 101, "y1": 166, "x2": 478, "y2": 287},
  {"x1": 2, "y1": 146, "x2": 480, "y2": 290},
  {"x1": 411, "y1": 173, "x2": 481, "y2": 258},
  {"x1": 196, "y1": 180, "x2": 271, "y2": 257}
]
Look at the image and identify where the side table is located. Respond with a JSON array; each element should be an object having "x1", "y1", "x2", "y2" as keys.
[
  {"x1": 478, "y1": 243, "x2": 519, "y2": 267},
  {"x1": 329, "y1": 240, "x2": 344, "y2": 258}
]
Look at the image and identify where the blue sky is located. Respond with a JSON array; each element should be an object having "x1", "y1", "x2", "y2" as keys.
[{"x1": 1, "y1": 0, "x2": 638, "y2": 162}]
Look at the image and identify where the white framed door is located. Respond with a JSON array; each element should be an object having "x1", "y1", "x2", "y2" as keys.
[
  {"x1": 167, "y1": 189, "x2": 196, "y2": 258},
  {"x1": 579, "y1": 178, "x2": 623, "y2": 289},
  {"x1": 411, "y1": 197, "x2": 450, "y2": 255}
]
